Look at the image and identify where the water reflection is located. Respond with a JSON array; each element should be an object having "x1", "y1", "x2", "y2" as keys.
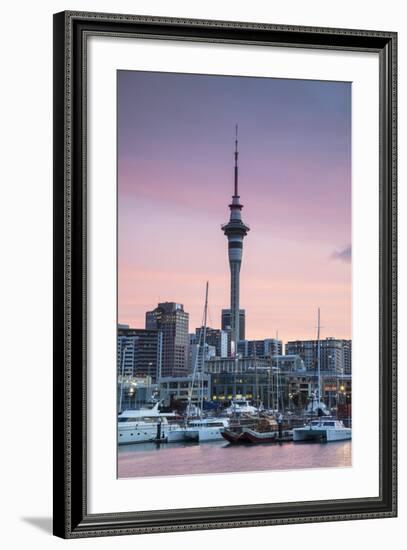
[{"x1": 118, "y1": 439, "x2": 352, "y2": 478}]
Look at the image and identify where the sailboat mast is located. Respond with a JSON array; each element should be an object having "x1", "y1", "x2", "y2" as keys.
[
  {"x1": 254, "y1": 340, "x2": 259, "y2": 408},
  {"x1": 119, "y1": 343, "x2": 128, "y2": 414},
  {"x1": 317, "y1": 308, "x2": 321, "y2": 405},
  {"x1": 200, "y1": 281, "x2": 209, "y2": 412},
  {"x1": 267, "y1": 356, "x2": 271, "y2": 410},
  {"x1": 187, "y1": 282, "x2": 209, "y2": 420},
  {"x1": 275, "y1": 330, "x2": 280, "y2": 412},
  {"x1": 202, "y1": 282, "x2": 209, "y2": 350}
]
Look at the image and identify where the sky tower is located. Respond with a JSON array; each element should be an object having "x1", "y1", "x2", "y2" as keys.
[{"x1": 221, "y1": 126, "x2": 250, "y2": 355}]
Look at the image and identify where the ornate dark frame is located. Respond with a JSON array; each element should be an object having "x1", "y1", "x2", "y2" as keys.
[{"x1": 53, "y1": 10, "x2": 397, "y2": 539}]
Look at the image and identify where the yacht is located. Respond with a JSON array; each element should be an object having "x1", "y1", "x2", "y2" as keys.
[
  {"x1": 293, "y1": 418, "x2": 351, "y2": 442},
  {"x1": 118, "y1": 402, "x2": 181, "y2": 444}
]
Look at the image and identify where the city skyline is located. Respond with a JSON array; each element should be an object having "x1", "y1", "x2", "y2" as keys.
[{"x1": 118, "y1": 70, "x2": 351, "y2": 343}]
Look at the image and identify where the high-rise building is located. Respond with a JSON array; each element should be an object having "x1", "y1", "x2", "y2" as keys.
[
  {"x1": 221, "y1": 309, "x2": 246, "y2": 341},
  {"x1": 221, "y1": 126, "x2": 250, "y2": 356},
  {"x1": 145, "y1": 302, "x2": 189, "y2": 377},
  {"x1": 195, "y1": 327, "x2": 228, "y2": 358},
  {"x1": 117, "y1": 324, "x2": 162, "y2": 381},
  {"x1": 285, "y1": 337, "x2": 352, "y2": 374},
  {"x1": 188, "y1": 339, "x2": 216, "y2": 372},
  {"x1": 343, "y1": 340, "x2": 352, "y2": 374},
  {"x1": 237, "y1": 338, "x2": 282, "y2": 358}
]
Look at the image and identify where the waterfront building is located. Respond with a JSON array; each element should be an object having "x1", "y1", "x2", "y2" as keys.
[
  {"x1": 117, "y1": 377, "x2": 158, "y2": 410},
  {"x1": 146, "y1": 302, "x2": 189, "y2": 377},
  {"x1": 237, "y1": 338, "x2": 282, "y2": 358},
  {"x1": 117, "y1": 324, "x2": 162, "y2": 381},
  {"x1": 205, "y1": 354, "x2": 304, "y2": 374},
  {"x1": 221, "y1": 127, "x2": 250, "y2": 356},
  {"x1": 210, "y1": 370, "x2": 351, "y2": 411},
  {"x1": 211, "y1": 370, "x2": 270, "y2": 405},
  {"x1": 158, "y1": 374, "x2": 211, "y2": 406},
  {"x1": 271, "y1": 354, "x2": 305, "y2": 371},
  {"x1": 285, "y1": 337, "x2": 352, "y2": 374},
  {"x1": 282, "y1": 371, "x2": 352, "y2": 410},
  {"x1": 205, "y1": 356, "x2": 270, "y2": 374},
  {"x1": 195, "y1": 326, "x2": 228, "y2": 358}
]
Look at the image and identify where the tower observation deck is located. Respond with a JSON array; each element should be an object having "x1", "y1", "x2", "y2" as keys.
[{"x1": 221, "y1": 126, "x2": 250, "y2": 355}]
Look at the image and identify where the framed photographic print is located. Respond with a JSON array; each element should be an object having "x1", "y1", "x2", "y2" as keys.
[{"x1": 53, "y1": 11, "x2": 397, "y2": 538}]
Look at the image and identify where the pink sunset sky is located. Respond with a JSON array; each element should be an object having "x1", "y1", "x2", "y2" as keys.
[{"x1": 118, "y1": 71, "x2": 351, "y2": 343}]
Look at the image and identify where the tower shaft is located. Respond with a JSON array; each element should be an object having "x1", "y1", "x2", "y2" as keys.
[{"x1": 230, "y1": 260, "x2": 241, "y2": 354}]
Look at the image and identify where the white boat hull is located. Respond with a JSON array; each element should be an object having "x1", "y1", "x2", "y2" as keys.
[
  {"x1": 184, "y1": 429, "x2": 199, "y2": 441},
  {"x1": 118, "y1": 423, "x2": 180, "y2": 444},
  {"x1": 166, "y1": 427, "x2": 198, "y2": 442},
  {"x1": 293, "y1": 427, "x2": 351, "y2": 442},
  {"x1": 166, "y1": 429, "x2": 186, "y2": 442},
  {"x1": 167, "y1": 422, "x2": 229, "y2": 443},
  {"x1": 198, "y1": 427, "x2": 225, "y2": 441}
]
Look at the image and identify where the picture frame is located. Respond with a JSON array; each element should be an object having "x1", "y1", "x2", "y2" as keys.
[{"x1": 53, "y1": 10, "x2": 397, "y2": 538}]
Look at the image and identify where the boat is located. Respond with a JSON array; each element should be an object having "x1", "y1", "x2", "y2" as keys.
[
  {"x1": 225, "y1": 399, "x2": 259, "y2": 416},
  {"x1": 118, "y1": 401, "x2": 182, "y2": 444},
  {"x1": 168, "y1": 417, "x2": 230, "y2": 443},
  {"x1": 221, "y1": 414, "x2": 292, "y2": 444},
  {"x1": 305, "y1": 399, "x2": 330, "y2": 417},
  {"x1": 242, "y1": 416, "x2": 290, "y2": 443},
  {"x1": 243, "y1": 428, "x2": 278, "y2": 443},
  {"x1": 190, "y1": 417, "x2": 230, "y2": 441},
  {"x1": 293, "y1": 418, "x2": 351, "y2": 442},
  {"x1": 221, "y1": 427, "x2": 246, "y2": 444}
]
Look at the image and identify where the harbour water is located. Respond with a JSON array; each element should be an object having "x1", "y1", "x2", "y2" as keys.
[{"x1": 118, "y1": 439, "x2": 352, "y2": 478}]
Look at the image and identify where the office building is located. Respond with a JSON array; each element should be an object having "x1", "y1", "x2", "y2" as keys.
[
  {"x1": 285, "y1": 337, "x2": 352, "y2": 374},
  {"x1": 146, "y1": 302, "x2": 189, "y2": 377},
  {"x1": 159, "y1": 374, "x2": 211, "y2": 406},
  {"x1": 195, "y1": 326, "x2": 228, "y2": 358},
  {"x1": 237, "y1": 338, "x2": 282, "y2": 358},
  {"x1": 221, "y1": 309, "x2": 246, "y2": 342},
  {"x1": 188, "y1": 336, "x2": 216, "y2": 372},
  {"x1": 117, "y1": 324, "x2": 162, "y2": 381}
]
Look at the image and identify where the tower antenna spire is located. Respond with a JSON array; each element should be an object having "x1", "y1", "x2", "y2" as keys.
[{"x1": 234, "y1": 124, "x2": 239, "y2": 197}]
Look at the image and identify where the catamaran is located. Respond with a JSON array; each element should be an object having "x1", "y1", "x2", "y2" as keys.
[
  {"x1": 292, "y1": 309, "x2": 352, "y2": 443},
  {"x1": 293, "y1": 418, "x2": 351, "y2": 442}
]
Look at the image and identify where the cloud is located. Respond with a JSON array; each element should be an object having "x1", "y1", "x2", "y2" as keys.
[{"x1": 331, "y1": 245, "x2": 351, "y2": 263}]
